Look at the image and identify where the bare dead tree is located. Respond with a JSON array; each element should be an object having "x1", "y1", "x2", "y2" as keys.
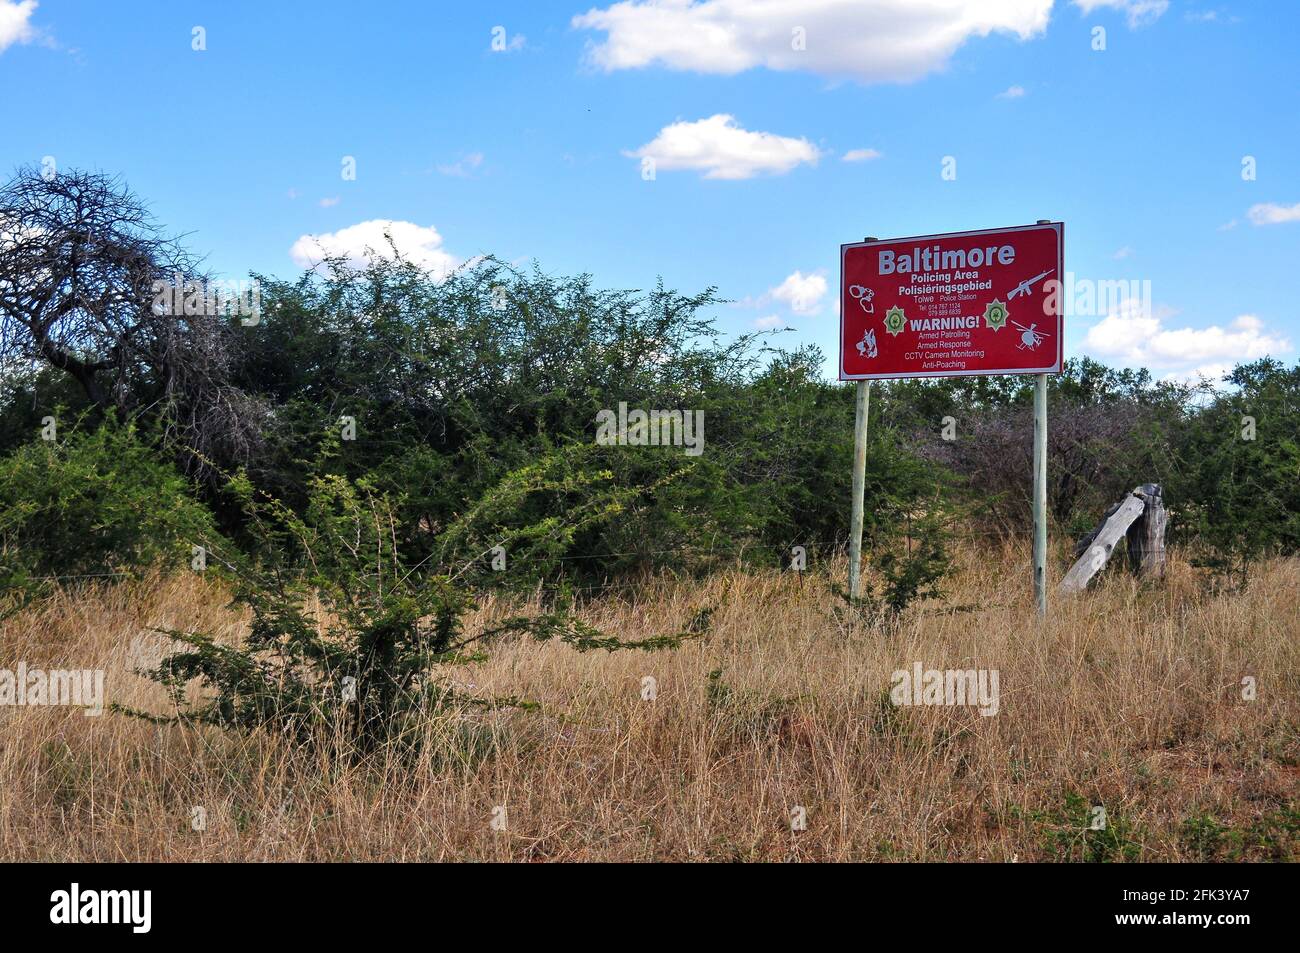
[
  {"x1": 0, "y1": 166, "x2": 263, "y2": 476},
  {"x1": 0, "y1": 167, "x2": 167, "y2": 407},
  {"x1": 916, "y1": 400, "x2": 1179, "y2": 535}
]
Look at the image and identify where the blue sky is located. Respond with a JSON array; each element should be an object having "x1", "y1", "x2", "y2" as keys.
[{"x1": 3, "y1": 0, "x2": 1297, "y2": 381}]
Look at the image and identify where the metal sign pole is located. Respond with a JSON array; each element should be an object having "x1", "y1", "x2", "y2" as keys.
[
  {"x1": 1033, "y1": 372, "x2": 1048, "y2": 615},
  {"x1": 847, "y1": 234, "x2": 880, "y2": 602},
  {"x1": 1032, "y1": 220, "x2": 1052, "y2": 617},
  {"x1": 848, "y1": 379, "x2": 871, "y2": 600}
]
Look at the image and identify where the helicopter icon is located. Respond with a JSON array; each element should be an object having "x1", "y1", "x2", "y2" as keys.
[
  {"x1": 1008, "y1": 269, "x2": 1055, "y2": 300},
  {"x1": 1011, "y1": 320, "x2": 1050, "y2": 350}
]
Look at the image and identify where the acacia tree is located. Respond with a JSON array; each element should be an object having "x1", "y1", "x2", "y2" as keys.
[
  {"x1": 904, "y1": 359, "x2": 1194, "y2": 535},
  {"x1": 0, "y1": 166, "x2": 261, "y2": 474}
]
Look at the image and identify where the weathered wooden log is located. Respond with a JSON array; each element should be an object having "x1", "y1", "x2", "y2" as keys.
[
  {"x1": 1059, "y1": 493, "x2": 1146, "y2": 593},
  {"x1": 1072, "y1": 498, "x2": 1122, "y2": 559},
  {"x1": 1127, "y1": 483, "x2": 1167, "y2": 579}
]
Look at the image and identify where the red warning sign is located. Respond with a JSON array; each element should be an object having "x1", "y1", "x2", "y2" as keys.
[{"x1": 840, "y1": 222, "x2": 1063, "y2": 380}]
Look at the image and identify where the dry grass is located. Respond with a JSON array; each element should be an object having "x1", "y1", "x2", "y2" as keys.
[{"x1": 2, "y1": 545, "x2": 1297, "y2": 862}]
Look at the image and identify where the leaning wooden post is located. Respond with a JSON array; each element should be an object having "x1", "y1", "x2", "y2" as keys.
[
  {"x1": 1032, "y1": 372, "x2": 1048, "y2": 615},
  {"x1": 1059, "y1": 492, "x2": 1145, "y2": 593},
  {"x1": 848, "y1": 378, "x2": 871, "y2": 600}
]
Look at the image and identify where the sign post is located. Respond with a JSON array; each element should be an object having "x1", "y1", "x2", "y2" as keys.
[
  {"x1": 1032, "y1": 223, "x2": 1051, "y2": 617},
  {"x1": 848, "y1": 378, "x2": 870, "y2": 600},
  {"x1": 841, "y1": 222, "x2": 1063, "y2": 610},
  {"x1": 1033, "y1": 372, "x2": 1048, "y2": 615},
  {"x1": 847, "y1": 234, "x2": 879, "y2": 602}
]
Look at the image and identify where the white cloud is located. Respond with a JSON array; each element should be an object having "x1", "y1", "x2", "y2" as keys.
[
  {"x1": 1247, "y1": 202, "x2": 1300, "y2": 226},
  {"x1": 1083, "y1": 302, "x2": 1290, "y2": 371},
  {"x1": 318, "y1": 196, "x2": 340, "y2": 208},
  {"x1": 754, "y1": 315, "x2": 787, "y2": 329},
  {"x1": 1111, "y1": 245, "x2": 1133, "y2": 259},
  {"x1": 0, "y1": 0, "x2": 38, "y2": 53},
  {"x1": 1160, "y1": 363, "x2": 1233, "y2": 385},
  {"x1": 997, "y1": 84, "x2": 1026, "y2": 98},
  {"x1": 437, "y1": 152, "x2": 485, "y2": 177},
  {"x1": 1185, "y1": 8, "x2": 1237, "y2": 24},
  {"x1": 627, "y1": 114, "x2": 819, "y2": 180},
  {"x1": 0, "y1": 213, "x2": 44, "y2": 249},
  {"x1": 770, "y1": 270, "x2": 828, "y2": 316},
  {"x1": 289, "y1": 219, "x2": 460, "y2": 278},
  {"x1": 573, "y1": 0, "x2": 1053, "y2": 84},
  {"x1": 842, "y1": 148, "x2": 882, "y2": 162},
  {"x1": 1072, "y1": 0, "x2": 1169, "y2": 28}
]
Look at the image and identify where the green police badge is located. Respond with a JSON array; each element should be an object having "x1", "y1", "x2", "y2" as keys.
[
  {"x1": 883, "y1": 306, "x2": 907, "y2": 337},
  {"x1": 983, "y1": 299, "x2": 1008, "y2": 331}
]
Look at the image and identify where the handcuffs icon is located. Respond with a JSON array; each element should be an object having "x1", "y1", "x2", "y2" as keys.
[{"x1": 849, "y1": 284, "x2": 874, "y2": 314}]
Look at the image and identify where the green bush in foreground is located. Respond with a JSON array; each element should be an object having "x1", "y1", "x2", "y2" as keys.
[
  {"x1": 0, "y1": 420, "x2": 220, "y2": 598},
  {"x1": 117, "y1": 454, "x2": 711, "y2": 756}
]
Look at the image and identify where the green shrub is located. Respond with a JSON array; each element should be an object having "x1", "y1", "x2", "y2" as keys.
[
  {"x1": 1032, "y1": 791, "x2": 1144, "y2": 862},
  {"x1": 1168, "y1": 359, "x2": 1300, "y2": 584},
  {"x1": 118, "y1": 466, "x2": 710, "y2": 757},
  {"x1": 0, "y1": 420, "x2": 220, "y2": 593}
]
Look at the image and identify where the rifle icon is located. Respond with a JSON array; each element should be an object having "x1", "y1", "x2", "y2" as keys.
[{"x1": 1008, "y1": 269, "x2": 1054, "y2": 300}]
